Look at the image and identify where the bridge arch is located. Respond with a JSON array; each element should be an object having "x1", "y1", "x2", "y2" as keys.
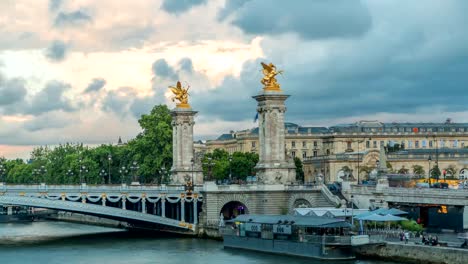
[
  {"x1": 217, "y1": 194, "x2": 250, "y2": 220},
  {"x1": 287, "y1": 193, "x2": 316, "y2": 213}
]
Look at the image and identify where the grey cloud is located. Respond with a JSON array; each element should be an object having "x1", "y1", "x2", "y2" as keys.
[
  {"x1": 101, "y1": 87, "x2": 137, "y2": 116},
  {"x1": 84, "y1": 78, "x2": 106, "y2": 93},
  {"x1": 49, "y1": 0, "x2": 64, "y2": 11},
  {"x1": 130, "y1": 97, "x2": 159, "y2": 119},
  {"x1": 23, "y1": 113, "x2": 71, "y2": 132},
  {"x1": 152, "y1": 59, "x2": 178, "y2": 80},
  {"x1": 54, "y1": 10, "x2": 92, "y2": 27},
  {"x1": 220, "y1": 0, "x2": 371, "y2": 40},
  {"x1": 161, "y1": 0, "x2": 207, "y2": 14},
  {"x1": 179, "y1": 58, "x2": 194, "y2": 73},
  {"x1": 27, "y1": 81, "x2": 75, "y2": 115},
  {"x1": 45, "y1": 40, "x2": 67, "y2": 62},
  {"x1": 0, "y1": 75, "x2": 27, "y2": 106}
]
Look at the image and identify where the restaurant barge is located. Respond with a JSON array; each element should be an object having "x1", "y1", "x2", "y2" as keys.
[{"x1": 221, "y1": 214, "x2": 369, "y2": 260}]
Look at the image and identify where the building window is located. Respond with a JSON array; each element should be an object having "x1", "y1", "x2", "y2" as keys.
[
  {"x1": 313, "y1": 141, "x2": 317, "y2": 147},
  {"x1": 427, "y1": 128, "x2": 433, "y2": 132},
  {"x1": 380, "y1": 141, "x2": 384, "y2": 147},
  {"x1": 408, "y1": 141, "x2": 413, "y2": 148},
  {"x1": 422, "y1": 140, "x2": 427, "y2": 148},
  {"x1": 313, "y1": 151, "x2": 317, "y2": 157},
  {"x1": 302, "y1": 141, "x2": 307, "y2": 148},
  {"x1": 292, "y1": 141, "x2": 296, "y2": 148},
  {"x1": 347, "y1": 141, "x2": 352, "y2": 149},
  {"x1": 429, "y1": 140, "x2": 433, "y2": 148},
  {"x1": 438, "y1": 127, "x2": 444, "y2": 132},
  {"x1": 420, "y1": 128, "x2": 425, "y2": 132},
  {"x1": 366, "y1": 141, "x2": 370, "y2": 148},
  {"x1": 415, "y1": 141, "x2": 419, "y2": 148},
  {"x1": 453, "y1": 140, "x2": 458, "y2": 148},
  {"x1": 302, "y1": 151, "x2": 307, "y2": 159},
  {"x1": 373, "y1": 141, "x2": 377, "y2": 148},
  {"x1": 291, "y1": 151, "x2": 296, "y2": 158},
  {"x1": 440, "y1": 140, "x2": 445, "y2": 147},
  {"x1": 326, "y1": 149, "x2": 330, "y2": 155},
  {"x1": 252, "y1": 141, "x2": 256, "y2": 148}
]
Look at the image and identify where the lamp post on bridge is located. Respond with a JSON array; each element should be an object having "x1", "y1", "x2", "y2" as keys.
[
  {"x1": 66, "y1": 169, "x2": 74, "y2": 184},
  {"x1": 32, "y1": 166, "x2": 47, "y2": 184},
  {"x1": 119, "y1": 166, "x2": 129, "y2": 185},
  {"x1": 203, "y1": 157, "x2": 215, "y2": 181},
  {"x1": 0, "y1": 164, "x2": 5, "y2": 183},
  {"x1": 130, "y1": 161, "x2": 140, "y2": 184},
  {"x1": 79, "y1": 165, "x2": 88, "y2": 184},
  {"x1": 428, "y1": 155, "x2": 432, "y2": 183},
  {"x1": 107, "y1": 154, "x2": 112, "y2": 184},
  {"x1": 229, "y1": 155, "x2": 232, "y2": 182},
  {"x1": 99, "y1": 169, "x2": 106, "y2": 184},
  {"x1": 159, "y1": 165, "x2": 168, "y2": 184}
]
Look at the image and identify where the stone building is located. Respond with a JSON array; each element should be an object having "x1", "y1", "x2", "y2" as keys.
[{"x1": 204, "y1": 120, "x2": 468, "y2": 181}]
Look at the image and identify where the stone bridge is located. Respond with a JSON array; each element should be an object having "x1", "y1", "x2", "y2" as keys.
[{"x1": 0, "y1": 183, "x2": 202, "y2": 232}]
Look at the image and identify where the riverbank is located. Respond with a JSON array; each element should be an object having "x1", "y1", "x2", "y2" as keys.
[{"x1": 355, "y1": 242, "x2": 468, "y2": 264}]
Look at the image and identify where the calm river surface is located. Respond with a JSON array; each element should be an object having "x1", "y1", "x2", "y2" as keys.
[{"x1": 0, "y1": 221, "x2": 398, "y2": 264}]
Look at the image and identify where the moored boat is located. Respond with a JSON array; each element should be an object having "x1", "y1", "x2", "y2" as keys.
[{"x1": 220, "y1": 214, "x2": 369, "y2": 260}]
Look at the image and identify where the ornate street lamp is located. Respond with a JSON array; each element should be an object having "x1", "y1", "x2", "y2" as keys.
[
  {"x1": 119, "y1": 166, "x2": 129, "y2": 184},
  {"x1": 130, "y1": 161, "x2": 140, "y2": 183},
  {"x1": 159, "y1": 165, "x2": 168, "y2": 184},
  {"x1": 99, "y1": 169, "x2": 106, "y2": 184},
  {"x1": 428, "y1": 155, "x2": 432, "y2": 182},
  {"x1": 0, "y1": 164, "x2": 6, "y2": 183},
  {"x1": 203, "y1": 157, "x2": 216, "y2": 181},
  {"x1": 79, "y1": 165, "x2": 88, "y2": 184},
  {"x1": 66, "y1": 169, "x2": 74, "y2": 184},
  {"x1": 229, "y1": 155, "x2": 232, "y2": 182},
  {"x1": 107, "y1": 154, "x2": 112, "y2": 184}
]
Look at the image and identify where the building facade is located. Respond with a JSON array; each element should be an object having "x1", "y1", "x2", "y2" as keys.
[{"x1": 204, "y1": 120, "x2": 468, "y2": 182}]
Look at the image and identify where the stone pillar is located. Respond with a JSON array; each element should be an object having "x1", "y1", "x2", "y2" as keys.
[
  {"x1": 253, "y1": 91, "x2": 296, "y2": 184},
  {"x1": 122, "y1": 196, "x2": 126, "y2": 210},
  {"x1": 142, "y1": 197, "x2": 146, "y2": 214},
  {"x1": 171, "y1": 107, "x2": 204, "y2": 185},
  {"x1": 102, "y1": 196, "x2": 106, "y2": 207},
  {"x1": 180, "y1": 199, "x2": 185, "y2": 222},
  {"x1": 161, "y1": 197, "x2": 166, "y2": 218}
]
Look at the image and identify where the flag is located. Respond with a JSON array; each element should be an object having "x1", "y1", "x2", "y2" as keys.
[{"x1": 253, "y1": 112, "x2": 259, "y2": 123}]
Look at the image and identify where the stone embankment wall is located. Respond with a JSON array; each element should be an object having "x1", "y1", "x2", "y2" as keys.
[
  {"x1": 46, "y1": 211, "x2": 127, "y2": 228},
  {"x1": 355, "y1": 242, "x2": 468, "y2": 264}
]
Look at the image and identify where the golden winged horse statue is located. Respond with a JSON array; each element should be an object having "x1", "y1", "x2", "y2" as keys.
[
  {"x1": 169, "y1": 81, "x2": 190, "y2": 108},
  {"x1": 260, "y1": 62, "x2": 283, "y2": 91}
]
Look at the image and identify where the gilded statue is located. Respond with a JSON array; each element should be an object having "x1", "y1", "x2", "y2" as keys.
[
  {"x1": 261, "y1": 62, "x2": 283, "y2": 91},
  {"x1": 169, "y1": 81, "x2": 190, "y2": 108}
]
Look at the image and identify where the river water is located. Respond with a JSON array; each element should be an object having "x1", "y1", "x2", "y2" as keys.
[{"x1": 0, "y1": 221, "x2": 398, "y2": 264}]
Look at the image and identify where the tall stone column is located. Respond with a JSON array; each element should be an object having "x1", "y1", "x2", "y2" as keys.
[
  {"x1": 170, "y1": 107, "x2": 204, "y2": 185},
  {"x1": 253, "y1": 63, "x2": 296, "y2": 184}
]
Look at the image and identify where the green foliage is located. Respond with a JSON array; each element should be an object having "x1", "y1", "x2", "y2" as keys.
[
  {"x1": 412, "y1": 165, "x2": 425, "y2": 176},
  {"x1": 0, "y1": 104, "x2": 173, "y2": 185},
  {"x1": 294, "y1": 157, "x2": 304, "y2": 182},
  {"x1": 359, "y1": 165, "x2": 372, "y2": 180},
  {"x1": 201, "y1": 149, "x2": 259, "y2": 181},
  {"x1": 399, "y1": 220, "x2": 423, "y2": 232},
  {"x1": 431, "y1": 165, "x2": 441, "y2": 179},
  {"x1": 398, "y1": 166, "x2": 409, "y2": 174},
  {"x1": 386, "y1": 161, "x2": 393, "y2": 172}
]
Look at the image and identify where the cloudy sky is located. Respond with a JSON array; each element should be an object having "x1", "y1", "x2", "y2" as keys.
[{"x1": 1, "y1": 0, "x2": 468, "y2": 159}]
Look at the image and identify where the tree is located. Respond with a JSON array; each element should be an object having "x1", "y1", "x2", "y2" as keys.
[
  {"x1": 412, "y1": 165, "x2": 425, "y2": 177},
  {"x1": 386, "y1": 161, "x2": 393, "y2": 173},
  {"x1": 443, "y1": 165, "x2": 457, "y2": 179},
  {"x1": 398, "y1": 166, "x2": 409, "y2": 174},
  {"x1": 201, "y1": 149, "x2": 259, "y2": 181},
  {"x1": 431, "y1": 165, "x2": 441, "y2": 180},
  {"x1": 294, "y1": 157, "x2": 304, "y2": 182},
  {"x1": 126, "y1": 104, "x2": 173, "y2": 183}
]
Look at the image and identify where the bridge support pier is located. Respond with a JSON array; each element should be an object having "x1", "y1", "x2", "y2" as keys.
[
  {"x1": 142, "y1": 197, "x2": 146, "y2": 214},
  {"x1": 193, "y1": 200, "x2": 198, "y2": 224},
  {"x1": 181, "y1": 200, "x2": 185, "y2": 222},
  {"x1": 161, "y1": 197, "x2": 166, "y2": 217}
]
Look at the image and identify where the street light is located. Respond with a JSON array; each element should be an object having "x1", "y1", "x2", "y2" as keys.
[
  {"x1": 0, "y1": 164, "x2": 5, "y2": 183},
  {"x1": 99, "y1": 169, "x2": 106, "y2": 184},
  {"x1": 79, "y1": 165, "x2": 88, "y2": 184},
  {"x1": 428, "y1": 155, "x2": 432, "y2": 182},
  {"x1": 351, "y1": 195, "x2": 355, "y2": 226},
  {"x1": 130, "y1": 161, "x2": 140, "y2": 183},
  {"x1": 229, "y1": 155, "x2": 232, "y2": 182},
  {"x1": 203, "y1": 157, "x2": 216, "y2": 181},
  {"x1": 119, "y1": 166, "x2": 129, "y2": 184},
  {"x1": 107, "y1": 154, "x2": 112, "y2": 184},
  {"x1": 159, "y1": 165, "x2": 168, "y2": 184},
  {"x1": 66, "y1": 169, "x2": 74, "y2": 184},
  {"x1": 33, "y1": 165, "x2": 47, "y2": 184}
]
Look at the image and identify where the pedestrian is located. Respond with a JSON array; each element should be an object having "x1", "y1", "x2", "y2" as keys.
[{"x1": 404, "y1": 231, "x2": 409, "y2": 244}]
